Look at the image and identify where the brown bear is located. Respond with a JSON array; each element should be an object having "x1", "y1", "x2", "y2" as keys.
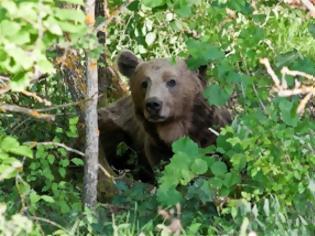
[
  {"x1": 98, "y1": 50, "x2": 231, "y2": 176},
  {"x1": 117, "y1": 51, "x2": 230, "y2": 168}
]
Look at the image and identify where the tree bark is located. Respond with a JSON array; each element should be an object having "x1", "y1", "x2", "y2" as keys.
[{"x1": 83, "y1": 0, "x2": 99, "y2": 208}]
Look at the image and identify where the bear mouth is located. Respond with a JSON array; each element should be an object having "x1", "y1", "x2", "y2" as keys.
[{"x1": 146, "y1": 115, "x2": 167, "y2": 123}]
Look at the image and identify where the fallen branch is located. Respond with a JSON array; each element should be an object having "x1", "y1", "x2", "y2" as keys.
[
  {"x1": 0, "y1": 104, "x2": 55, "y2": 122},
  {"x1": 260, "y1": 58, "x2": 315, "y2": 115}
]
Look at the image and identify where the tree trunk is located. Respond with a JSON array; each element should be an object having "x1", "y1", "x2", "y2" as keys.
[
  {"x1": 55, "y1": 0, "x2": 129, "y2": 202},
  {"x1": 83, "y1": 0, "x2": 99, "y2": 208}
]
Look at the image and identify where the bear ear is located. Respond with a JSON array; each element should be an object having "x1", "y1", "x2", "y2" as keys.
[
  {"x1": 117, "y1": 50, "x2": 140, "y2": 78},
  {"x1": 185, "y1": 56, "x2": 208, "y2": 87},
  {"x1": 196, "y1": 64, "x2": 208, "y2": 88}
]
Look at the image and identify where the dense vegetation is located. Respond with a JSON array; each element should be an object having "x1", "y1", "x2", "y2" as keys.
[{"x1": 0, "y1": 0, "x2": 314, "y2": 235}]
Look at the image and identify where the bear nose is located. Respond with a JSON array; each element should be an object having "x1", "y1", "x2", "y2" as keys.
[{"x1": 145, "y1": 98, "x2": 162, "y2": 113}]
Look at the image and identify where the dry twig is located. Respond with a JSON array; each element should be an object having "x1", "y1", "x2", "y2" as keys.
[
  {"x1": 21, "y1": 90, "x2": 52, "y2": 106},
  {"x1": 260, "y1": 58, "x2": 315, "y2": 115}
]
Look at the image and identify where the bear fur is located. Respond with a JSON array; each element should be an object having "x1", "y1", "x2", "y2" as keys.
[{"x1": 98, "y1": 50, "x2": 231, "y2": 176}]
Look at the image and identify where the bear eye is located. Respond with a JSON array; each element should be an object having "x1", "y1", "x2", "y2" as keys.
[
  {"x1": 166, "y1": 79, "x2": 176, "y2": 88},
  {"x1": 141, "y1": 80, "x2": 148, "y2": 89}
]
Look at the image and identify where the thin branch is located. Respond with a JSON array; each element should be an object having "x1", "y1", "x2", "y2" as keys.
[
  {"x1": 252, "y1": 84, "x2": 266, "y2": 112},
  {"x1": 21, "y1": 90, "x2": 52, "y2": 106},
  {"x1": 208, "y1": 127, "x2": 219, "y2": 136},
  {"x1": 259, "y1": 58, "x2": 281, "y2": 89},
  {"x1": 0, "y1": 104, "x2": 55, "y2": 122},
  {"x1": 281, "y1": 67, "x2": 315, "y2": 82},
  {"x1": 26, "y1": 141, "x2": 85, "y2": 157},
  {"x1": 98, "y1": 163, "x2": 116, "y2": 183},
  {"x1": 297, "y1": 92, "x2": 313, "y2": 114},
  {"x1": 36, "y1": 93, "x2": 102, "y2": 112},
  {"x1": 277, "y1": 86, "x2": 314, "y2": 96},
  {"x1": 95, "y1": 1, "x2": 132, "y2": 33},
  {"x1": 30, "y1": 216, "x2": 68, "y2": 232}
]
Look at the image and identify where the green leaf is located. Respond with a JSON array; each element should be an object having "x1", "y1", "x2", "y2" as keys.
[
  {"x1": 16, "y1": 177, "x2": 31, "y2": 196},
  {"x1": 60, "y1": 159, "x2": 70, "y2": 167},
  {"x1": 0, "y1": 160, "x2": 22, "y2": 180},
  {"x1": 11, "y1": 145, "x2": 33, "y2": 158},
  {"x1": 278, "y1": 99, "x2": 298, "y2": 127},
  {"x1": 187, "y1": 223, "x2": 201, "y2": 235},
  {"x1": 10, "y1": 74, "x2": 30, "y2": 92},
  {"x1": 204, "y1": 84, "x2": 231, "y2": 106},
  {"x1": 172, "y1": 137, "x2": 199, "y2": 157},
  {"x1": 223, "y1": 172, "x2": 240, "y2": 187},
  {"x1": 1, "y1": 136, "x2": 19, "y2": 152},
  {"x1": 191, "y1": 159, "x2": 208, "y2": 175},
  {"x1": 41, "y1": 195, "x2": 55, "y2": 203},
  {"x1": 174, "y1": 0, "x2": 192, "y2": 17},
  {"x1": 38, "y1": 58, "x2": 55, "y2": 74},
  {"x1": 0, "y1": 137, "x2": 32, "y2": 157},
  {"x1": 308, "y1": 23, "x2": 315, "y2": 38},
  {"x1": 12, "y1": 30, "x2": 31, "y2": 45},
  {"x1": 55, "y1": 9, "x2": 85, "y2": 22},
  {"x1": 58, "y1": 21, "x2": 85, "y2": 33},
  {"x1": 275, "y1": 50, "x2": 300, "y2": 68},
  {"x1": 5, "y1": 44, "x2": 34, "y2": 70},
  {"x1": 143, "y1": 0, "x2": 166, "y2": 8},
  {"x1": 127, "y1": 0, "x2": 140, "y2": 11},
  {"x1": 69, "y1": 116, "x2": 79, "y2": 125},
  {"x1": 157, "y1": 184, "x2": 183, "y2": 205},
  {"x1": 30, "y1": 192, "x2": 41, "y2": 205},
  {"x1": 0, "y1": 20, "x2": 21, "y2": 37},
  {"x1": 71, "y1": 158, "x2": 84, "y2": 166},
  {"x1": 186, "y1": 39, "x2": 224, "y2": 68},
  {"x1": 44, "y1": 17, "x2": 63, "y2": 36},
  {"x1": 59, "y1": 0, "x2": 84, "y2": 5},
  {"x1": 211, "y1": 161, "x2": 227, "y2": 177},
  {"x1": 227, "y1": 0, "x2": 252, "y2": 15},
  {"x1": 180, "y1": 169, "x2": 195, "y2": 184},
  {"x1": 1, "y1": 1, "x2": 17, "y2": 15},
  {"x1": 59, "y1": 167, "x2": 66, "y2": 178}
]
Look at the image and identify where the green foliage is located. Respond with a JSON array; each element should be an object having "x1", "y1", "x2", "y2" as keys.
[
  {"x1": 0, "y1": 135, "x2": 32, "y2": 180},
  {"x1": 0, "y1": 0, "x2": 88, "y2": 91},
  {"x1": 1, "y1": 0, "x2": 315, "y2": 235}
]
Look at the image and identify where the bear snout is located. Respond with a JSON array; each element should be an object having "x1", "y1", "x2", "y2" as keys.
[{"x1": 145, "y1": 97, "x2": 162, "y2": 115}]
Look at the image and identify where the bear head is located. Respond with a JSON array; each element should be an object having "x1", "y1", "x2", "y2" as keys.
[{"x1": 117, "y1": 50, "x2": 207, "y2": 127}]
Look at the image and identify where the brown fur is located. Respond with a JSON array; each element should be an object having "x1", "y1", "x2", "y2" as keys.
[{"x1": 115, "y1": 50, "x2": 232, "y2": 169}]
